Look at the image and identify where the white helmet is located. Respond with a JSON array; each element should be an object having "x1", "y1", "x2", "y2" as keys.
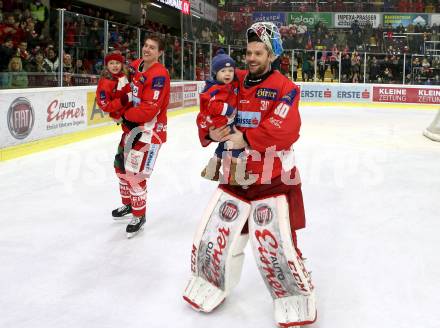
[{"x1": 246, "y1": 22, "x2": 284, "y2": 58}]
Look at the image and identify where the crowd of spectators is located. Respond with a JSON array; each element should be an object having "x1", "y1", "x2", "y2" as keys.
[
  {"x1": 224, "y1": 0, "x2": 440, "y2": 13},
  {"x1": 0, "y1": 0, "x2": 182, "y2": 88},
  {"x1": 2, "y1": 0, "x2": 440, "y2": 87},
  {"x1": 274, "y1": 18, "x2": 440, "y2": 85}
]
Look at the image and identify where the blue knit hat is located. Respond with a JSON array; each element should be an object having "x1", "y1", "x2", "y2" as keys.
[{"x1": 212, "y1": 49, "x2": 235, "y2": 77}]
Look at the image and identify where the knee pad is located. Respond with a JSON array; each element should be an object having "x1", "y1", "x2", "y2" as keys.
[{"x1": 183, "y1": 188, "x2": 251, "y2": 312}]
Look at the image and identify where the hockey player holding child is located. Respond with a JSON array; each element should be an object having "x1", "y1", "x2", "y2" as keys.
[
  {"x1": 197, "y1": 49, "x2": 256, "y2": 185},
  {"x1": 96, "y1": 35, "x2": 170, "y2": 238},
  {"x1": 183, "y1": 22, "x2": 317, "y2": 327}
]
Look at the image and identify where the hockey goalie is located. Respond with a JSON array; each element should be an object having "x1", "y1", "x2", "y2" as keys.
[{"x1": 183, "y1": 22, "x2": 317, "y2": 327}]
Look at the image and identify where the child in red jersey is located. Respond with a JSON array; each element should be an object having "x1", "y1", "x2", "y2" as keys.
[
  {"x1": 197, "y1": 49, "x2": 256, "y2": 185},
  {"x1": 95, "y1": 51, "x2": 132, "y2": 123}
]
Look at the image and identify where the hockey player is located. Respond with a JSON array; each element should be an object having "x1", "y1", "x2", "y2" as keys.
[
  {"x1": 183, "y1": 22, "x2": 317, "y2": 326},
  {"x1": 197, "y1": 49, "x2": 255, "y2": 185},
  {"x1": 112, "y1": 35, "x2": 170, "y2": 238}
]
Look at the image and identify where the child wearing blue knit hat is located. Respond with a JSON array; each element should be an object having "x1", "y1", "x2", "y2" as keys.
[{"x1": 196, "y1": 49, "x2": 256, "y2": 186}]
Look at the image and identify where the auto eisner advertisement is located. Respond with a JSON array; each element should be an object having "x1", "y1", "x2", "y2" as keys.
[
  {"x1": 372, "y1": 86, "x2": 440, "y2": 104},
  {"x1": 334, "y1": 13, "x2": 381, "y2": 28},
  {"x1": 1, "y1": 89, "x2": 88, "y2": 148},
  {"x1": 45, "y1": 93, "x2": 87, "y2": 133}
]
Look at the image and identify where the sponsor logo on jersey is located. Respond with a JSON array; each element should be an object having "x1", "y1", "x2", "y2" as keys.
[
  {"x1": 256, "y1": 88, "x2": 278, "y2": 100},
  {"x1": 235, "y1": 111, "x2": 261, "y2": 128},
  {"x1": 269, "y1": 117, "x2": 282, "y2": 128},
  {"x1": 144, "y1": 143, "x2": 159, "y2": 173},
  {"x1": 99, "y1": 91, "x2": 106, "y2": 100},
  {"x1": 7, "y1": 97, "x2": 35, "y2": 140},
  {"x1": 280, "y1": 89, "x2": 298, "y2": 105},
  {"x1": 253, "y1": 204, "x2": 273, "y2": 226},
  {"x1": 152, "y1": 76, "x2": 165, "y2": 90},
  {"x1": 219, "y1": 200, "x2": 239, "y2": 222}
]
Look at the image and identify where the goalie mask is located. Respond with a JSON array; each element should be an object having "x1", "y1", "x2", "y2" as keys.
[{"x1": 246, "y1": 22, "x2": 284, "y2": 59}]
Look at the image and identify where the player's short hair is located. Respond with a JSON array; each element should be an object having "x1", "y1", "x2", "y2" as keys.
[{"x1": 145, "y1": 34, "x2": 165, "y2": 52}]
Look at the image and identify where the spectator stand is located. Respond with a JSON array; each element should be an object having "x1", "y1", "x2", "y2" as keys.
[
  {"x1": 229, "y1": 46, "x2": 246, "y2": 70},
  {"x1": 195, "y1": 42, "x2": 212, "y2": 81},
  {"x1": 410, "y1": 53, "x2": 440, "y2": 85},
  {"x1": 366, "y1": 53, "x2": 405, "y2": 84},
  {"x1": 4, "y1": 5, "x2": 440, "y2": 89},
  {"x1": 424, "y1": 40, "x2": 440, "y2": 55}
]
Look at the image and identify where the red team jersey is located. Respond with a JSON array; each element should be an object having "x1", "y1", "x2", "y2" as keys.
[
  {"x1": 197, "y1": 80, "x2": 238, "y2": 143},
  {"x1": 198, "y1": 69, "x2": 301, "y2": 184},
  {"x1": 125, "y1": 58, "x2": 171, "y2": 144},
  {"x1": 95, "y1": 72, "x2": 131, "y2": 120}
]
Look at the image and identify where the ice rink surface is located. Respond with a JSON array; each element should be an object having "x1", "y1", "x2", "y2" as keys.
[{"x1": 1, "y1": 104, "x2": 439, "y2": 328}]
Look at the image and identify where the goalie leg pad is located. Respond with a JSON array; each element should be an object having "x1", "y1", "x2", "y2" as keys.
[
  {"x1": 183, "y1": 188, "x2": 251, "y2": 312},
  {"x1": 274, "y1": 293, "x2": 317, "y2": 327},
  {"x1": 249, "y1": 195, "x2": 316, "y2": 326}
]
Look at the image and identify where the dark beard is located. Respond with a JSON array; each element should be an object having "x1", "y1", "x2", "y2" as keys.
[{"x1": 244, "y1": 68, "x2": 274, "y2": 88}]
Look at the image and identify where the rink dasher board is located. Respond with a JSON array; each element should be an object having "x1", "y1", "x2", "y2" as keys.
[
  {"x1": 0, "y1": 82, "x2": 204, "y2": 161},
  {"x1": 1, "y1": 82, "x2": 439, "y2": 162}
]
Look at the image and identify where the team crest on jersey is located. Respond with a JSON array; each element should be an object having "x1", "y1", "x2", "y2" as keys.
[
  {"x1": 256, "y1": 88, "x2": 278, "y2": 100},
  {"x1": 138, "y1": 75, "x2": 146, "y2": 84},
  {"x1": 152, "y1": 76, "x2": 165, "y2": 90},
  {"x1": 280, "y1": 89, "x2": 298, "y2": 106},
  {"x1": 235, "y1": 111, "x2": 261, "y2": 128},
  {"x1": 99, "y1": 91, "x2": 106, "y2": 100}
]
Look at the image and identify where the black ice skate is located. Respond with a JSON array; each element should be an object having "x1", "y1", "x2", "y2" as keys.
[
  {"x1": 126, "y1": 215, "x2": 146, "y2": 238},
  {"x1": 112, "y1": 204, "x2": 132, "y2": 219}
]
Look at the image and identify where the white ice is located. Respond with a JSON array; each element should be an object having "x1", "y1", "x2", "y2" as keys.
[{"x1": 1, "y1": 105, "x2": 439, "y2": 328}]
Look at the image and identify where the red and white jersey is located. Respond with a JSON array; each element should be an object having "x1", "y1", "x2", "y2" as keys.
[
  {"x1": 124, "y1": 59, "x2": 170, "y2": 144},
  {"x1": 95, "y1": 71, "x2": 131, "y2": 120},
  {"x1": 197, "y1": 79, "x2": 238, "y2": 133},
  {"x1": 198, "y1": 69, "x2": 301, "y2": 184},
  {"x1": 235, "y1": 69, "x2": 301, "y2": 183}
]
